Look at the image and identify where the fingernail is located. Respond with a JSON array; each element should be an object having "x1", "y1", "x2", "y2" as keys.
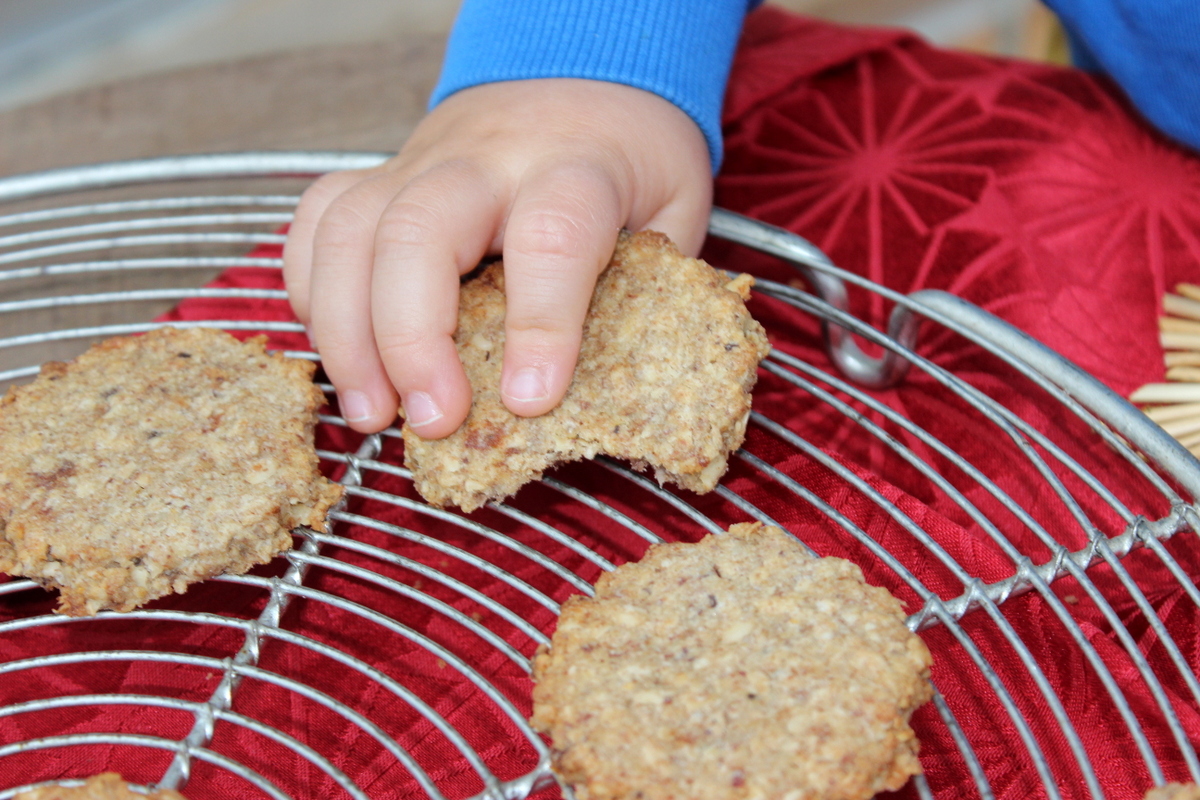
[
  {"x1": 403, "y1": 391, "x2": 444, "y2": 429},
  {"x1": 339, "y1": 390, "x2": 374, "y2": 423},
  {"x1": 503, "y1": 366, "x2": 549, "y2": 403}
]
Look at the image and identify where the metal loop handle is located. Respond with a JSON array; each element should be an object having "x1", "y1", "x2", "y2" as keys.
[{"x1": 708, "y1": 207, "x2": 919, "y2": 389}]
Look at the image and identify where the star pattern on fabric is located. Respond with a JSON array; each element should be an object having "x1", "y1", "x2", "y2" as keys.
[
  {"x1": 7, "y1": 10, "x2": 1200, "y2": 800},
  {"x1": 720, "y1": 39, "x2": 1200, "y2": 396},
  {"x1": 712, "y1": 13, "x2": 1200, "y2": 798}
]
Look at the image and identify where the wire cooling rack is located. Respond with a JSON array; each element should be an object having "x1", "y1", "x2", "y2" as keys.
[{"x1": 0, "y1": 153, "x2": 1198, "y2": 800}]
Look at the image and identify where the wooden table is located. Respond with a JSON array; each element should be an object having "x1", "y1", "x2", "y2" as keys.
[
  {"x1": 0, "y1": 37, "x2": 444, "y2": 378},
  {"x1": 0, "y1": 36, "x2": 444, "y2": 176}
]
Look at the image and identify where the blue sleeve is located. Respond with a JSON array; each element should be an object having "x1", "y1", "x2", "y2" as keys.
[
  {"x1": 1042, "y1": 0, "x2": 1200, "y2": 151},
  {"x1": 428, "y1": 0, "x2": 758, "y2": 172}
]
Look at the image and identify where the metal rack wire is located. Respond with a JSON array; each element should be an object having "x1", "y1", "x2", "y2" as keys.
[{"x1": 0, "y1": 152, "x2": 1197, "y2": 800}]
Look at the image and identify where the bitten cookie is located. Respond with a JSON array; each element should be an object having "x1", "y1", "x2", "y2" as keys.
[
  {"x1": 15, "y1": 773, "x2": 186, "y2": 800},
  {"x1": 530, "y1": 523, "x2": 933, "y2": 800},
  {"x1": 0, "y1": 327, "x2": 343, "y2": 616},
  {"x1": 402, "y1": 230, "x2": 771, "y2": 512}
]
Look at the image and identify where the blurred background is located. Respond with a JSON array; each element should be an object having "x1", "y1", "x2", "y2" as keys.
[
  {"x1": 0, "y1": 0, "x2": 1072, "y2": 181},
  {"x1": 0, "y1": 0, "x2": 1074, "y2": 387},
  {"x1": 0, "y1": 0, "x2": 1066, "y2": 114}
]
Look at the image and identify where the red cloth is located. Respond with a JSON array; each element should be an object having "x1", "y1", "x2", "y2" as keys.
[{"x1": 4, "y1": 8, "x2": 1200, "y2": 799}]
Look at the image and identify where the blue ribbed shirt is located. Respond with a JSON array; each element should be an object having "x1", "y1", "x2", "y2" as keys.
[
  {"x1": 429, "y1": 0, "x2": 755, "y2": 171},
  {"x1": 1046, "y1": 0, "x2": 1200, "y2": 150},
  {"x1": 430, "y1": 0, "x2": 1200, "y2": 167}
]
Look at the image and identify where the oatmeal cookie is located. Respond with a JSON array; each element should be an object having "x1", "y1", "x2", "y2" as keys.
[
  {"x1": 402, "y1": 230, "x2": 770, "y2": 511},
  {"x1": 530, "y1": 523, "x2": 933, "y2": 800},
  {"x1": 0, "y1": 327, "x2": 343, "y2": 616}
]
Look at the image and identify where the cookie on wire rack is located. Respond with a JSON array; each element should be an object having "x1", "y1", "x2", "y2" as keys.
[
  {"x1": 14, "y1": 773, "x2": 186, "y2": 800},
  {"x1": 402, "y1": 230, "x2": 771, "y2": 512},
  {"x1": 530, "y1": 522, "x2": 933, "y2": 800},
  {"x1": 0, "y1": 327, "x2": 343, "y2": 616}
]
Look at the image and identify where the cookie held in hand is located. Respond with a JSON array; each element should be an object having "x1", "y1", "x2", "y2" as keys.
[
  {"x1": 402, "y1": 230, "x2": 770, "y2": 511},
  {"x1": 0, "y1": 327, "x2": 343, "y2": 616},
  {"x1": 530, "y1": 522, "x2": 933, "y2": 800}
]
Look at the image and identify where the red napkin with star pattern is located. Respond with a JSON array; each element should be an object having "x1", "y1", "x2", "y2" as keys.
[{"x1": 4, "y1": 8, "x2": 1200, "y2": 799}]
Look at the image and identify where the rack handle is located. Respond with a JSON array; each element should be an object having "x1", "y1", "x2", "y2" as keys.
[{"x1": 708, "y1": 207, "x2": 919, "y2": 389}]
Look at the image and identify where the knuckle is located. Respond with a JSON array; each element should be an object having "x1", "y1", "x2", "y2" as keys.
[
  {"x1": 375, "y1": 201, "x2": 442, "y2": 252},
  {"x1": 299, "y1": 170, "x2": 361, "y2": 212},
  {"x1": 315, "y1": 200, "x2": 377, "y2": 247},
  {"x1": 506, "y1": 307, "x2": 580, "y2": 344},
  {"x1": 507, "y1": 319, "x2": 568, "y2": 340},
  {"x1": 300, "y1": 174, "x2": 341, "y2": 205},
  {"x1": 374, "y1": 325, "x2": 435, "y2": 361},
  {"x1": 510, "y1": 208, "x2": 590, "y2": 262}
]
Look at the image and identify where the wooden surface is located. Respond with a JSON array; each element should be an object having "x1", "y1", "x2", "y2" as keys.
[
  {"x1": 0, "y1": 38, "x2": 444, "y2": 381},
  {"x1": 0, "y1": 35, "x2": 445, "y2": 179}
]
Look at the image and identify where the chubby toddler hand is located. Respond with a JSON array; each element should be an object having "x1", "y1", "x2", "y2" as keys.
[{"x1": 282, "y1": 78, "x2": 712, "y2": 438}]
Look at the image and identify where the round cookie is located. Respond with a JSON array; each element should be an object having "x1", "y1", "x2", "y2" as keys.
[
  {"x1": 0, "y1": 327, "x2": 343, "y2": 616},
  {"x1": 530, "y1": 522, "x2": 933, "y2": 800}
]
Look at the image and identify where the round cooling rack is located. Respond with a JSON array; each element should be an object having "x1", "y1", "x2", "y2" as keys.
[{"x1": 0, "y1": 152, "x2": 1198, "y2": 800}]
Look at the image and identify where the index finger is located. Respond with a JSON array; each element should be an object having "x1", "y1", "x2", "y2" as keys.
[
  {"x1": 370, "y1": 160, "x2": 505, "y2": 439},
  {"x1": 499, "y1": 161, "x2": 626, "y2": 417}
]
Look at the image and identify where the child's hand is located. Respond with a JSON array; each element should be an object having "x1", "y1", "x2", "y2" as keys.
[{"x1": 282, "y1": 78, "x2": 712, "y2": 438}]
